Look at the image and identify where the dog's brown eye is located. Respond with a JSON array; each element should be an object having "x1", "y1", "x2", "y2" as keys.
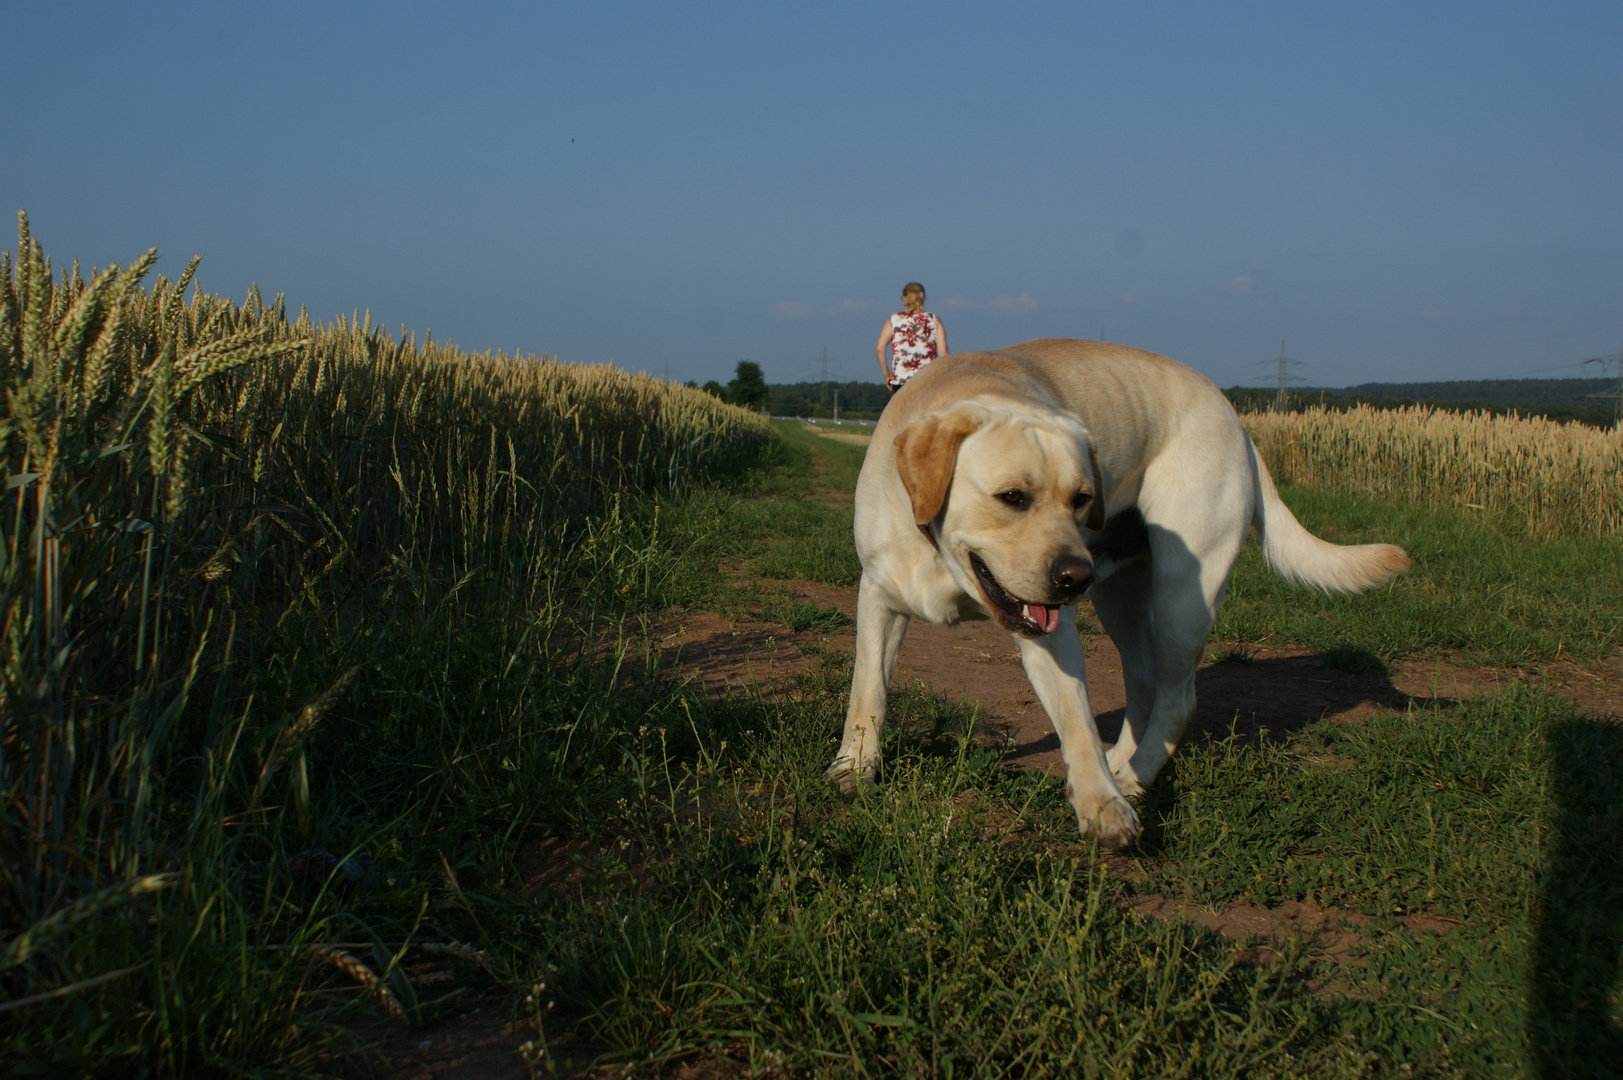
[
  {"x1": 996, "y1": 489, "x2": 1027, "y2": 508},
  {"x1": 1070, "y1": 492, "x2": 1092, "y2": 510}
]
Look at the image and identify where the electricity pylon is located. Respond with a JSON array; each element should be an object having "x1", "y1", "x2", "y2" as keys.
[
  {"x1": 808, "y1": 346, "x2": 841, "y2": 404},
  {"x1": 1258, "y1": 340, "x2": 1305, "y2": 409},
  {"x1": 1582, "y1": 338, "x2": 1623, "y2": 425}
]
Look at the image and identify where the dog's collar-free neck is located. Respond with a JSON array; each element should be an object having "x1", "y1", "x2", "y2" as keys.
[{"x1": 917, "y1": 522, "x2": 940, "y2": 551}]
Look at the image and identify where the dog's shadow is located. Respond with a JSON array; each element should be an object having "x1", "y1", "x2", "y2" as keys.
[
  {"x1": 1005, "y1": 650, "x2": 1457, "y2": 766},
  {"x1": 1108, "y1": 649, "x2": 1459, "y2": 748}
]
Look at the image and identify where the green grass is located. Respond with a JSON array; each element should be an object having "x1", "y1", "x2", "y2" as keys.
[
  {"x1": 738, "y1": 423, "x2": 867, "y2": 586},
  {"x1": 530, "y1": 662, "x2": 1367, "y2": 1079},
  {"x1": 678, "y1": 423, "x2": 1623, "y2": 667},
  {"x1": 1214, "y1": 484, "x2": 1623, "y2": 665},
  {"x1": 758, "y1": 599, "x2": 853, "y2": 632},
  {"x1": 1136, "y1": 689, "x2": 1623, "y2": 1076}
]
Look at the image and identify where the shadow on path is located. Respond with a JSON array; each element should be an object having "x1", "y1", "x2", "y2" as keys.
[{"x1": 1003, "y1": 651, "x2": 1468, "y2": 769}]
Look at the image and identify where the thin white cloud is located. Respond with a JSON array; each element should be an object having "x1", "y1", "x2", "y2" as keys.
[
  {"x1": 824, "y1": 298, "x2": 871, "y2": 318},
  {"x1": 770, "y1": 301, "x2": 814, "y2": 319},
  {"x1": 939, "y1": 293, "x2": 1038, "y2": 315},
  {"x1": 986, "y1": 293, "x2": 1038, "y2": 315},
  {"x1": 1224, "y1": 276, "x2": 1256, "y2": 295}
]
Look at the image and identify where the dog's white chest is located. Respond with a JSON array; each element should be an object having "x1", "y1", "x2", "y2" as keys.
[{"x1": 898, "y1": 554, "x2": 986, "y2": 625}]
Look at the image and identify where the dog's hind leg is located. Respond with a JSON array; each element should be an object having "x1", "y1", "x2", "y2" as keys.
[
  {"x1": 827, "y1": 574, "x2": 910, "y2": 795},
  {"x1": 1090, "y1": 559, "x2": 1157, "y2": 779},
  {"x1": 1112, "y1": 464, "x2": 1250, "y2": 795},
  {"x1": 1016, "y1": 606, "x2": 1140, "y2": 848}
]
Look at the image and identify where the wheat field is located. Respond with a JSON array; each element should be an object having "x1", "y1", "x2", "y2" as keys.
[
  {"x1": 1243, "y1": 403, "x2": 1622, "y2": 540},
  {"x1": 0, "y1": 213, "x2": 771, "y2": 1069}
]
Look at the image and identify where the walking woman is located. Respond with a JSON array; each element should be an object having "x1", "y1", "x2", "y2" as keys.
[{"x1": 877, "y1": 282, "x2": 948, "y2": 392}]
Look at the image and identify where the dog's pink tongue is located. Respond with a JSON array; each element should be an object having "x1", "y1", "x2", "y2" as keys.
[{"x1": 1024, "y1": 603, "x2": 1060, "y2": 634}]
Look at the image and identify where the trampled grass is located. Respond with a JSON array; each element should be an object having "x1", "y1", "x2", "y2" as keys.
[
  {"x1": 601, "y1": 429, "x2": 1621, "y2": 1077},
  {"x1": 501, "y1": 428, "x2": 1619, "y2": 1077},
  {"x1": 517, "y1": 670, "x2": 1623, "y2": 1077}
]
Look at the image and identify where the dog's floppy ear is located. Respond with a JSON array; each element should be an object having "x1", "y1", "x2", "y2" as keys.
[
  {"x1": 1083, "y1": 435, "x2": 1107, "y2": 532},
  {"x1": 894, "y1": 409, "x2": 984, "y2": 525}
]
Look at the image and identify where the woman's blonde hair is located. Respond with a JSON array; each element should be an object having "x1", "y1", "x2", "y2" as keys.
[{"x1": 902, "y1": 282, "x2": 926, "y2": 313}]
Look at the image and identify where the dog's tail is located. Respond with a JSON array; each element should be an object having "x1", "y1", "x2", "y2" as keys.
[{"x1": 1248, "y1": 439, "x2": 1410, "y2": 593}]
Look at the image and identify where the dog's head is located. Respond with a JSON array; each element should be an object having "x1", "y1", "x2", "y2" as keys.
[{"x1": 894, "y1": 399, "x2": 1106, "y2": 637}]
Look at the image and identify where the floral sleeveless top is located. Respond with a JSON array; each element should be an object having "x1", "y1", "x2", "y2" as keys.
[{"x1": 888, "y1": 311, "x2": 939, "y2": 382}]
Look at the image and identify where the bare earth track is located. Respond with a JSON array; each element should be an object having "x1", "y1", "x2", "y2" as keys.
[{"x1": 660, "y1": 578, "x2": 1623, "y2": 769}]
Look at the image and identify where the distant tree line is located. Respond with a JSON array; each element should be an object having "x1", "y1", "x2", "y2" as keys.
[
  {"x1": 1225, "y1": 377, "x2": 1616, "y2": 429},
  {"x1": 688, "y1": 361, "x2": 770, "y2": 410},
  {"x1": 763, "y1": 379, "x2": 890, "y2": 419},
  {"x1": 688, "y1": 366, "x2": 1617, "y2": 429}
]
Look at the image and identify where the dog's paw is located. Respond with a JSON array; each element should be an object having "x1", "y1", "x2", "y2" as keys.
[
  {"x1": 1077, "y1": 796, "x2": 1141, "y2": 849},
  {"x1": 824, "y1": 759, "x2": 877, "y2": 798}
]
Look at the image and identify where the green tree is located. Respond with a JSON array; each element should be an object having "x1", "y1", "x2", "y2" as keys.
[{"x1": 727, "y1": 361, "x2": 768, "y2": 409}]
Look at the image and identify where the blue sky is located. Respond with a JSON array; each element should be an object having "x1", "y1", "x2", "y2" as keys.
[{"x1": 4, "y1": 2, "x2": 1619, "y2": 389}]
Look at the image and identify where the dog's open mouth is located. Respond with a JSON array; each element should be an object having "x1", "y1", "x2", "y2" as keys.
[{"x1": 969, "y1": 552, "x2": 1061, "y2": 636}]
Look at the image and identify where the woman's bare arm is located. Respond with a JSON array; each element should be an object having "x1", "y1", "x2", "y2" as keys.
[
  {"x1": 932, "y1": 316, "x2": 948, "y2": 357},
  {"x1": 876, "y1": 322, "x2": 895, "y2": 382}
]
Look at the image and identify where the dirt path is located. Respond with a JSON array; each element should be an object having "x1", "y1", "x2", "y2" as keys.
[{"x1": 661, "y1": 577, "x2": 1623, "y2": 777}]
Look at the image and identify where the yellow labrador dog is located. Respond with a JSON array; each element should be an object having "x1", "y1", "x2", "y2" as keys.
[{"x1": 826, "y1": 339, "x2": 1409, "y2": 847}]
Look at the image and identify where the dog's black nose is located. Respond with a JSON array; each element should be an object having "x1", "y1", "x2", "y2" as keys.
[{"x1": 1049, "y1": 555, "x2": 1094, "y2": 597}]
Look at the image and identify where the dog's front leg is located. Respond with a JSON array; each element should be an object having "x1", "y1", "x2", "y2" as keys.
[
  {"x1": 1016, "y1": 607, "x2": 1141, "y2": 848},
  {"x1": 827, "y1": 574, "x2": 910, "y2": 795}
]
